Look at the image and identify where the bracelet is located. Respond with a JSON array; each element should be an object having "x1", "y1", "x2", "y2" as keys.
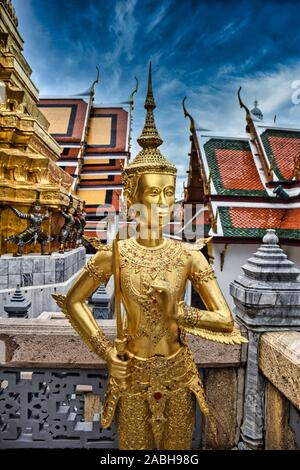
[
  {"x1": 180, "y1": 304, "x2": 201, "y2": 328},
  {"x1": 190, "y1": 267, "x2": 216, "y2": 289},
  {"x1": 84, "y1": 258, "x2": 111, "y2": 283},
  {"x1": 89, "y1": 330, "x2": 113, "y2": 361}
]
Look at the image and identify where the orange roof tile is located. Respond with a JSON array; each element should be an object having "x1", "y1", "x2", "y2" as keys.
[
  {"x1": 266, "y1": 135, "x2": 299, "y2": 180},
  {"x1": 280, "y1": 208, "x2": 300, "y2": 229},
  {"x1": 218, "y1": 206, "x2": 300, "y2": 239},
  {"x1": 216, "y1": 148, "x2": 265, "y2": 191},
  {"x1": 204, "y1": 138, "x2": 267, "y2": 196},
  {"x1": 260, "y1": 129, "x2": 300, "y2": 181},
  {"x1": 229, "y1": 207, "x2": 285, "y2": 229}
]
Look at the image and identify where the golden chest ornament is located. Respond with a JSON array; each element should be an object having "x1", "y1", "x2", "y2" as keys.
[{"x1": 119, "y1": 237, "x2": 189, "y2": 344}]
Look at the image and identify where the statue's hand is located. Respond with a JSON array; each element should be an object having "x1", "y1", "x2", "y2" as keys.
[
  {"x1": 175, "y1": 300, "x2": 185, "y2": 322},
  {"x1": 107, "y1": 346, "x2": 130, "y2": 381},
  {"x1": 149, "y1": 280, "x2": 177, "y2": 318}
]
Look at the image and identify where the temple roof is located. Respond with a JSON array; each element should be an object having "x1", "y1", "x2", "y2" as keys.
[
  {"x1": 38, "y1": 99, "x2": 88, "y2": 145},
  {"x1": 218, "y1": 206, "x2": 300, "y2": 239},
  {"x1": 203, "y1": 137, "x2": 267, "y2": 197},
  {"x1": 38, "y1": 95, "x2": 129, "y2": 241},
  {"x1": 184, "y1": 94, "x2": 300, "y2": 243},
  {"x1": 86, "y1": 107, "x2": 128, "y2": 152},
  {"x1": 259, "y1": 127, "x2": 300, "y2": 181}
]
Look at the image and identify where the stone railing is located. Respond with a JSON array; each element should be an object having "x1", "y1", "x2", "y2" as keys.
[
  {"x1": 0, "y1": 316, "x2": 247, "y2": 449},
  {"x1": 259, "y1": 331, "x2": 300, "y2": 450}
]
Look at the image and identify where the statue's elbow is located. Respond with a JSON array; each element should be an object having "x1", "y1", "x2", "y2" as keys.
[
  {"x1": 222, "y1": 313, "x2": 234, "y2": 332},
  {"x1": 218, "y1": 309, "x2": 234, "y2": 332},
  {"x1": 65, "y1": 292, "x2": 80, "y2": 315},
  {"x1": 223, "y1": 319, "x2": 234, "y2": 332},
  {"x1": 65, "y1": 294, "x2": 73, "y2": 314}
]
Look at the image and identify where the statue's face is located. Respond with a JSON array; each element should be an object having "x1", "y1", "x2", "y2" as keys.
[{"x1": 133, "y1": 173, "x2": 175, "y2": 229}]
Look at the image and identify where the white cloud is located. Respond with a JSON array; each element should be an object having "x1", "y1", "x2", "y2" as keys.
[
  {"x1": 146, "y1": 2, "x2": 169, "y2": 34},
  {"x1": 201, "y1": 18, "x2": 249, "y2": 47}
]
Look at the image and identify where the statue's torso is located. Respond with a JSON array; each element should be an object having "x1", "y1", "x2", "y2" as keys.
[
  {"x1": 29, "y1": 214, "x2": 44, "y2": 232},
  {"x1": 63, "y1": 213, "x2": 74, "y2": 229},
  {"x1": 119, "y1": 237, "x2": 191, "y2": 357}
]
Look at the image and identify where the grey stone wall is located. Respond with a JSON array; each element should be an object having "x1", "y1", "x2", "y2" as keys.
[
  {"x1": 0, "y1": 247, "x2": 86, "y2": 289},
  {"x1": 0, "y1": 248, "x2": 86, "y2": 318}
]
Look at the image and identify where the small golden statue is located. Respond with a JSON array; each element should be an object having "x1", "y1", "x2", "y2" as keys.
[
  {"x1": 4, "y1": 193, "x2": 51, "y2": 256},
  {"x1": 53, "y1": 64, "x2": 246, "y2": 450}
]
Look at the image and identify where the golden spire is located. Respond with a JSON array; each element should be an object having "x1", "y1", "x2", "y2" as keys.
[
  {"x1": 137, "y1": 62, "x2": 163, "y2": 150},
  {"x1": 123, "y1": 63, "x2": 176, "y2": 179}
]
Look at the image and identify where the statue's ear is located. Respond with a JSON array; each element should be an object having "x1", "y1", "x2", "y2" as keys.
[
  {"x1": 123, "y1": 174, "x2": 138, "y2": 209},
  {"x1": 123, "y1": 190, "x2": 133, "y2": 209}
]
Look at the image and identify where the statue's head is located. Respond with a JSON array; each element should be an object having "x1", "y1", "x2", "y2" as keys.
[
  {"x1": 34, "y1": 202, "x2": 41, "y2": 214},
  {"x1": 123, "y1": 63, "x2": 176, "y2": 229},
  {"x1": 33, "y1": 191, "x2": 42, "y2": 214}
]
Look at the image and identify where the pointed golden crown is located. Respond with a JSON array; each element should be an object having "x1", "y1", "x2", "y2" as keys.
[{"x1": 123, "y1": 63, "x2": 177, "y2": 182}]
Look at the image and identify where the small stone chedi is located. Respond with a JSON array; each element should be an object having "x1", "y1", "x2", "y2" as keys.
[
  {"x1": 54, "y1": 64, "x2": 247, "y2": 450},
  {"x1": 231, "y1": 229, "x2": 300, "y2": 450},
  {"x1": 4, "y1": 284, "x2": 31, "y2": 318},
  {"x1": 0, "y1": 0, "x2": 82, "y2": 255}
]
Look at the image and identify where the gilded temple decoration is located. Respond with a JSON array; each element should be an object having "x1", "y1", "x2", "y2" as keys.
[{"x1": 0, "y1": 1, "x2": 82, "y2": 254}]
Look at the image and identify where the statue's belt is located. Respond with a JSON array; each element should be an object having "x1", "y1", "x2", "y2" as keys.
[{"x1": 101, "y1": 346, "x2": 209, "y2": 430}]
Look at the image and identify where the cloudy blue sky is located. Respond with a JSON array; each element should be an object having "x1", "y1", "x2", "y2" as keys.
[{"x1": 14, "y1": 0, "x2": 300, "y2": 195}]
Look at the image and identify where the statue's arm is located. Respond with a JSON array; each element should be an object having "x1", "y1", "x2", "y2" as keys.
[
  {"x1": 8, "y1": 206, "x2": 30, "y2": 220},
  {"x1": 178, "y1": 250, "x2": 234, "y2": 333},
  {"x1": 53, "y1": 249, "x2": 113, "y2": 360}
]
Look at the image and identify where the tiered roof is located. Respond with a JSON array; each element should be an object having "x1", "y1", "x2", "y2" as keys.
[
  {"x1": 184, "y1": 94, "x2": 300, "y2": 244},
  {"x1": 38, "y1": 88, "x2": 130, "y2": 240}
]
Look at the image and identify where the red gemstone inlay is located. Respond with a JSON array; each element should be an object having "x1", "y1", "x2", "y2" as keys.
[{"x1": 154, "y1": 392, "x2": 162, "y2": 400}]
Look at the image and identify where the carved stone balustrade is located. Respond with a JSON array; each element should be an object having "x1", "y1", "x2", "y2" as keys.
[{"x1": 260, "y1": 331, "x2": 300, "y2": 449}]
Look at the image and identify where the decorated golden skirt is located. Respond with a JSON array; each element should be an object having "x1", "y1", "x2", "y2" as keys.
[{"x1": 101, "y1": 345, "x2": 208, "y2": 437}]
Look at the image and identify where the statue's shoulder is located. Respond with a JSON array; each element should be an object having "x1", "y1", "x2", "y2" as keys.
[
  {"x1": 173, "y1": 237, "x2": 212, "y2": 253},
  {"x1": 83, "y1": 236, "x2": 113, "y2": 252}
]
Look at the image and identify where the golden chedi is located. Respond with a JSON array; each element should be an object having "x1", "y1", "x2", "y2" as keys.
[
  {"x1": 0, "y1": 0, "x2": 81, "y2": 255},
  {"x1": 53, "y1": 64, "x2": 246, "y2": 450}
]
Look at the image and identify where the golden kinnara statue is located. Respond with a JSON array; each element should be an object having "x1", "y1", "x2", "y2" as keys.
[{"x1": 53, "y1": 64, "x2": 246, "y2": 450}]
